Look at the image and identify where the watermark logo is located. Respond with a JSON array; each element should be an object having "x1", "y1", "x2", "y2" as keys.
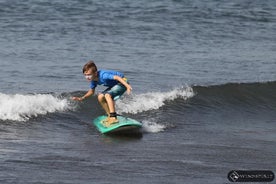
[{"x1": 228, "y1": 170, "x2": 274, "y2": 182}]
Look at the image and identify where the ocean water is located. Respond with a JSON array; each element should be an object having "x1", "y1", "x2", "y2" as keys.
[{"x1": 0, "y1": 0, "x2": 275, "y2": 183}]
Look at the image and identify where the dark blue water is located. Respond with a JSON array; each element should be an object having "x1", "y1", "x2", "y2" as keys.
[{"x1": 0, "y1": 0, "x2": 275, "y2": 183}]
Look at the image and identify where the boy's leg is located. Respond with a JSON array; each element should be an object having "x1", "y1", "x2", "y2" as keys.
[
  {"x1": 101, "y1": 82, "x2": 127, "y2": 126},
  {"x1": 104, "y1": 93, "x2": 119, "y2": 126},
  {"x1": 98, "y1": 93, "x2": 110, "y2": 116},
  {"x1": 104, "y1": 93, "x2": 115, "y2": 113}
]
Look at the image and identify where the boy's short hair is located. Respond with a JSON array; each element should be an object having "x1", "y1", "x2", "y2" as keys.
[{"x1": 83, "y1": 61, "x2": 97, "y2": 73}]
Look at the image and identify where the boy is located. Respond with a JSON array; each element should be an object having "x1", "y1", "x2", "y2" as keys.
[{"x1": 72, "y1": 61, "x2": 132, "y2": 127}]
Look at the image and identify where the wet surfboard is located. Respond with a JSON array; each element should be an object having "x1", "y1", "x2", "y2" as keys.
[{"x1": 93, "y1": 115, "x2": 142, "y2": 134}]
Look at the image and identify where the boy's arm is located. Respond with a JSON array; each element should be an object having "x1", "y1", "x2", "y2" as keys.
[
  {"x1": 114, "y1": 75, "x2": 132, "y2": 94},
  {"x1": 72, "y1": 89, "x2": 95, "y2": 101}
]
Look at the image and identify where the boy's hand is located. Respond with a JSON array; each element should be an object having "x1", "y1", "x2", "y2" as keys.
[
  {"x1": 71, "y1": 97, "x2": 83, "y2": 101},
  {"x1": 71, "y1": 89, "x2": 93, "y2": 101},
  {"x1": 126, "y1": 85, "x2": 132, "y2": 95}
]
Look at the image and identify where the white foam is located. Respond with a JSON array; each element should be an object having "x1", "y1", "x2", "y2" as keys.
[
  {"x1": 142, "y1": 120, "x2": 166, "y2": 133},
  {"x1": 116, "y1": 86, "x2": 194, "y2": 114},
  {"x1": 0, "y1": 93, "x2": 70, "y2": 121}
]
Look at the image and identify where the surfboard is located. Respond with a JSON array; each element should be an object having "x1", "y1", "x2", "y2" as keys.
[{"x1": 93, "y1": 115, "x2": 142, "y2": 134}]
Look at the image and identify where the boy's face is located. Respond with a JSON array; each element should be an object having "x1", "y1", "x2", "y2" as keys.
[{"x1": 84, "y1": 68, "x2": 96, "y2": 81}]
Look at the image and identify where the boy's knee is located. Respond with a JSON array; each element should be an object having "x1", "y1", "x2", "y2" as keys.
[
  {"x1": 98, "y1": 94, "x2": 105, "y2": 101},
  {"x1": 104, "y1": 93, "x2": 111, "y2": 99}
]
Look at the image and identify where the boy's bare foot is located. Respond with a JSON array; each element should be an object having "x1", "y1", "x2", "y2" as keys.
[
  {"x1": 103, "y1": 117, "x2": 119, "y2": 127},
  {"x1": 102, "y1": 116, "x2": 110, "y2": 123}
]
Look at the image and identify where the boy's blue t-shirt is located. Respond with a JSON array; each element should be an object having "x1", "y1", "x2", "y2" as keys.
[{"x1": 90, "y1": 70, "x2": 124, "y2": 89}]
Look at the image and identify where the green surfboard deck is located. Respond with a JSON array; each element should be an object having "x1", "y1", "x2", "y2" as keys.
[{"x1": 93, "y1": 115, "x2": 142, "y2": 134}]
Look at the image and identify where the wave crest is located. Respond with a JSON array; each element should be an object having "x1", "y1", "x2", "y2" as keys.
[
  {"x1": 116, "y1": 86, "x2": 194, "y2": 114},
  {"x1": 0, "y1": 93, "x2": 71, "y2": 121}
]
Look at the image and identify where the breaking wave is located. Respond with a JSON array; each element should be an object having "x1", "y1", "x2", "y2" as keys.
[
  {"x1": 116, "y1": 86, "x2": 194, "y2": 114},
  {"x1": 2, "y1": 81, "x2": 275, "y2": 124},
  {"x1": 0, "y1": 93, "x2": 71, "y2": 121}
]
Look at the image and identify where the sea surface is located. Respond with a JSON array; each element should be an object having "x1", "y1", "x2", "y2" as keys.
[{"x1": 0, "y1": 0, "x2": 276, "y2": 183}]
